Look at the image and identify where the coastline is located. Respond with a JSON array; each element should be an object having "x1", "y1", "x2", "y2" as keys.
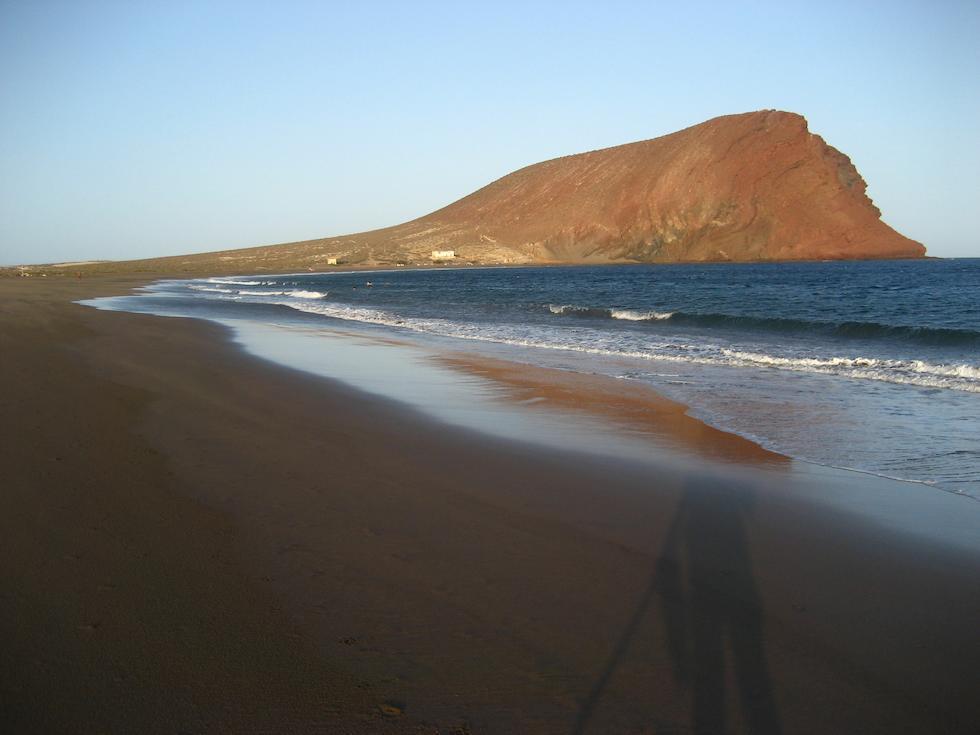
[
  {"x1": 3, "y1": 276, "x2": 980, "y2": 733},
  {"x1": 111, "y1": 264, "x2": 980, "y2": 496}
]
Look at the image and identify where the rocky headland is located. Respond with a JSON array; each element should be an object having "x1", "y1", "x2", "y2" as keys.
[{"x1": 7, "y1": 110, "x2": 924, "y2": 276}]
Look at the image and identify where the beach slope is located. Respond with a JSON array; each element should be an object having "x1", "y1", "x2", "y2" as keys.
[{"x1": 2, "y1": 277, "x2": 977, "y2": 733}]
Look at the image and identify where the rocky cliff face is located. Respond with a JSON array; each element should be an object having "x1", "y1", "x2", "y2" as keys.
[{"x1": 387, "y1": 109, "x2": 923, "y2": 263}]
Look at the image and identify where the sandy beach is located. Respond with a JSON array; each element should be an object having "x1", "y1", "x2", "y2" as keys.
[{"x1": 2, "y1": 276, "x2": 979, "y2": 734}]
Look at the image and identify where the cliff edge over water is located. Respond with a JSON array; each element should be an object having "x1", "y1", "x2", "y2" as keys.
[{"x1": 8, "y1": 110, "x2": 924, "y2": 276}]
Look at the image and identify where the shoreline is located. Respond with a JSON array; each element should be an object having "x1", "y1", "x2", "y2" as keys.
[
  {"x1": 4, "y1": 276, "x2": 980, "y2": 732},
  {"x1": 122, "y1": 285, "x2": 980, "y2": 545},
  {"x1": 85, "y1": 275, "x2": 792, "y2": 470},
  {"x1": 98, "y1": 270, "x2": 979, "y2": 499}
]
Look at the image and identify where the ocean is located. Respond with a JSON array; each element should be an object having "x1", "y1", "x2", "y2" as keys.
[{"x1": 87, "y1": 259, "x2": 980, "y2": 498}]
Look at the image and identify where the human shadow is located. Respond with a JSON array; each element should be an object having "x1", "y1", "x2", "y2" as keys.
[{"x1": 572, "y1": 477, "x2": 781, "y2": 734}]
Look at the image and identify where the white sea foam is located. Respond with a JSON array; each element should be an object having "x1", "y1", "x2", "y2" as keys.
[
  {"x1": 221, "y1": 288, "x2": 328, "y2": 299},
  {"x1": 288, "y1": 290, "x2": 327, "y2": 299},
  {"x1": 910, "y1": 360, "x2": 980, "y2": 380},
  {"x1": 718, "y1": 350, "x2": 980, "y2": 386},
  {"x1": 278, "y1": 301, "x2": 397, "y2": 323},
  {"x1": 208, "y1": 278, "x2": 261, "y2": 285},
  {"x1": 610, "y1": 309, "x2": 675, "y2": 321}
]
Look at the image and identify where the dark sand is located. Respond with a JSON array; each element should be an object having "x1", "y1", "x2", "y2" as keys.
[{"x1": 2, "y1": 277, "x2": 979, "y2": 734}]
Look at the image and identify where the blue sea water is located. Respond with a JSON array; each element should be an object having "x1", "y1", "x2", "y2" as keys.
[{"x1": 92, "y1": 259, "x2": 980, "y2": 497}]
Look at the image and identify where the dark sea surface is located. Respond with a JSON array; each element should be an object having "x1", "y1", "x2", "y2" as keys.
[{"x1": 89, "y1": 259, "x2": 980, "y2": 497}]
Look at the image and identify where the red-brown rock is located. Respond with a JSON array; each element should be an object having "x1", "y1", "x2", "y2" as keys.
[{"x1": 386, "y1": 109, "x2": 923, "y2": 263}]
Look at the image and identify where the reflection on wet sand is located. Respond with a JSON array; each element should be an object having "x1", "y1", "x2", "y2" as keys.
[{"x1": 436, "y1": 353, "x2": 789, "y2": 468}]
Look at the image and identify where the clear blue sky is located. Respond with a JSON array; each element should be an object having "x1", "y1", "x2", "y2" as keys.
[{"x1": 1, "y1": 0, "x2": 977, "y2": 265}]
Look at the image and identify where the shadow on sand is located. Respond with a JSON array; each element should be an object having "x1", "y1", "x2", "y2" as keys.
[{"x1": 572, "y1": 477, "x2": 781, "y2": 734}]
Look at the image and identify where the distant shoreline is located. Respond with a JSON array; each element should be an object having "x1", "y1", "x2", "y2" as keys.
[{"x1": 1, "y1": 253, "x2": 942, "y2": 280}]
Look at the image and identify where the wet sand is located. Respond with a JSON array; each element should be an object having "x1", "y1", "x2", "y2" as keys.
[
  {"x1": 434, "y1": 353, "x2": 786, "y2": 466},
  {"x1": 2, "y1": 276, "x2": 980, "y2": 734}
]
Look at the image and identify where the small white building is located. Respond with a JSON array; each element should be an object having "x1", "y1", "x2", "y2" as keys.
[
  {"x1": 326, "y1": 257, "x2": 338, "y2": 265},
  {"x1": 431, "y1": 250, "x2": 455, "y2": 261}
]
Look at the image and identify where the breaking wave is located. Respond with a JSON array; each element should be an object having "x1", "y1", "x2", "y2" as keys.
[
  {"x1": 288, "y1": 290, "x2": 327, "y2": 299},
  {"x1": 548, "y1": 304, "x2": 674, "y2": 320},
  {"x1": 189, "y1": 285, "x2": 236, "y2": 293},
  {"x1": 199, "y1": 287, "x2": 328, "y2": 299}
]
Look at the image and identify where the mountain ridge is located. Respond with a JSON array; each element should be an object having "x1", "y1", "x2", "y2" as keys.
[{"x1": 8, "y1": 110, "x2": 925, "y2": 276}]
